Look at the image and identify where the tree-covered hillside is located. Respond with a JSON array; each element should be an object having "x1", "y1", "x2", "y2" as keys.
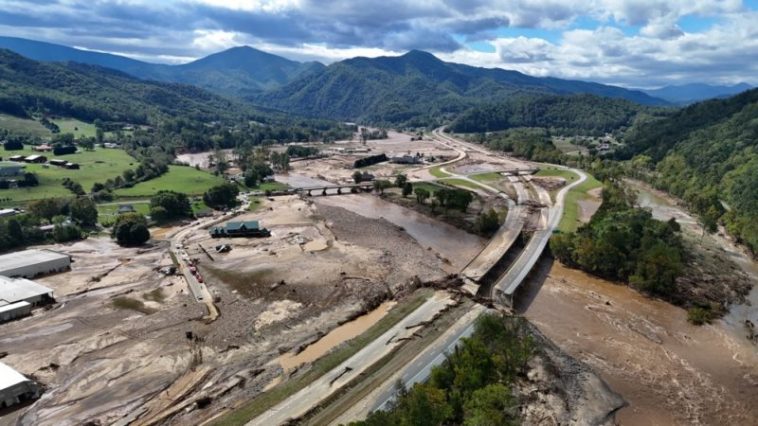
[
  {"x1": 0, "y1": 49, "x2": 260, "y2": 124},
  {"x1": 620, "y1": 89, "x2": 758, "y2": 253},
  {"x1": 257, "y1": 50, "x2": 666, "y2": 126},
  {"x1": 0, "y1": 37, "x2": 323, "y2": 97},
  {"x1": 449, "y1": 93, "x2": 647, "y2": 135}
]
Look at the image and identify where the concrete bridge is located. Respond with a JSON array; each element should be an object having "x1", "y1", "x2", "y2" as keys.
[{"x1": 254, "y1": 182, "x2": 376, "y2": 197}]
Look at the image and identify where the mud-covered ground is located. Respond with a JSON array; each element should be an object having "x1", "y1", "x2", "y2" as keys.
[
  {"x1": 0, "y1": 195, "x2": 454, "y2": 426},
  {"x1": 518, "y1": 322, "x2": 625, "y2": 426}
]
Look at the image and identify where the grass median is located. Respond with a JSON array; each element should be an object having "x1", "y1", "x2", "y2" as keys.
[
  {"x1": 440, "y1": 178, "x2": 485, "y2": 192},
  {"x1": 538, "y1": 166, "x2": 601, "y2": 232},
  {"x1": 429, "y1": 165, "x2": 451, "y2": 178}
]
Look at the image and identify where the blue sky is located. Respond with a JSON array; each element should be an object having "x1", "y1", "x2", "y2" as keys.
[{"x1": 0, "y1": 0, "x2": 756, "y2": 88}]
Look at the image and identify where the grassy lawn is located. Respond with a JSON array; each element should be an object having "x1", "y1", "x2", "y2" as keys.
[
  {"x1": 470, "y1": 172, "x2": 503, "y2": 182},
  {"x1": 115, "y1": 165, "x2": 225, "y2": 198},
  {"x1": 552, "y1": 137, "x2": 587, "y2": 156},
  {"x1": 97, "y1": 200, "x2": 150, "y2": 221},
  {"x1": 0, "y1": 114, "x2": 51, "y2": 139},
  {"x1": 0, "y1": 147, "x2": 137, "y2": 206},
  {"x1": 429, "y1": 165, "x2": 451, "y2": 178},
  {"x1": 537, "y1": 167, "x2": 602, "y2": 233},
  {"x1": 440, "y1": 178, "x2": 485, "y2": 192},
  {"x1": 537, "y1": 167, "x2": 581, "y2": 182},
  {"x1": 410, "y1": 181, "x2": 446, "y2": 195},
  {"x1": 248, "y1": 197, "x2": 264, "y2": 212},
  {"x1": 213, "y1": 289, "x2": 433, "y2": 426},
  {"x1": 51, "y1": 118, "x2": 97, "y2": 139},
  {"x1": 191, "y1": 198, "x2": 213, "y2": 216}
]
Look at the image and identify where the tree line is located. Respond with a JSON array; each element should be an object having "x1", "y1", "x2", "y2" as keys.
[
  {"x1": 550, "y1": 181, "x2": 686, "y2": 298},
  {"x1": 618, "y1": 88, "x2": 758, "y2": 254},
  {"x1": 355, "y1": 314, "x2": 533, "y2": 426}
]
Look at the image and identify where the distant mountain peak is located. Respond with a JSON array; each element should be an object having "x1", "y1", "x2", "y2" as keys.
[
  {"x1": 0, "y1": 36, "x2": 320, "y2": 95},
  {"x1": 401, "y1": 49, "x2": 437, "y2": 59},
  {"x1": 641, "y1": 82, "x2": 754, "y2": 104}
]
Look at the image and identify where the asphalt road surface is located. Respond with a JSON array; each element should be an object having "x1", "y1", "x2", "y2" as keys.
[{"x1": 247, "y1": 292, "x2": 456, "y2": 426}]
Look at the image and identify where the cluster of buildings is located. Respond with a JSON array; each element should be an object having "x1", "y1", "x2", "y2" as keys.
[
  {"x1": 0, "y1": 249, "x2": 69, "y2": 322},
  {"x1": 6, "y1": 155, "x2": 46, "y2": 164},
  {"x1": 0, "y1": 156, "x2": 80, "y2": 172},
  {"x1": 0, "y1": 249, "x2": 71, "y2": 408}
]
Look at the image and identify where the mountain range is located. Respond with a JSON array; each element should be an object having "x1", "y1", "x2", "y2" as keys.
[
  {"x1": 0, "y1": 36, "x2": 323, "y2": 97},
  {"x1": 0, "y1": 49, "x2": 260, "y2": 124},
  {"x1": 3, "y1": 35, "x2": 753, "y2": 127},
  {"x1": 0, "y1": 37, "x2": 666, "y2": 122},
  {"x1": 639, "y1": 83, "x2": 753, "y2": 105},
  {"x1": 256, "y1": 50, "x2": 666, "y2": 125}
]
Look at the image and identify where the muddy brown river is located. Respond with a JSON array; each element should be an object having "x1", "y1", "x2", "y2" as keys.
[
  {"x1": 524, "y1": 262, "x2": 758, "y2": 425},
  {"x1": 315, "y1": 195, "x2": 485, "y2": 271},
  {"x1": 523, "y1": 180, "x2": 758, "y2": 425}
]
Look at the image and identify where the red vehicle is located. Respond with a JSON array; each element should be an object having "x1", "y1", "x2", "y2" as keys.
[
  {"x1": 196, "y1": 275, "x2": 204, "y2": 283},
  {"x1": 189, "y1": 266, "x2": 197, "y2": 273}
]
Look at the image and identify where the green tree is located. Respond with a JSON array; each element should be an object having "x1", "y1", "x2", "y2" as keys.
[
  {"x1": 149, "y1": 190, "x2": 191, "y2": 222},
  {"x1": 463, "y1": 384, "x2": 517, "y2": 426},
  {"x1": 373, "y1": 179, "x2": 392, "y2": 194},
  {"x1": 70, "y1": 197, "x2": 98, "y2": 226},
  {"x1": 111, "y1": 213, "x2": 150, "y2": 246},
  {"x1": 395, "y1": 174, "x2": 408, "y2": 188},
  {"x1": 476, "y1": 209, "x2": 500, "y2": 235},
  {"x1": 122, "y1": 169, "x2": 136, "y2": 182},
  {"x1": 244, "y1": 170, "x2": 260, "y2": 188},
  {"x1": 53, "y1": 223, "x2": 82, "y2": 243},
  {"x1": 203, "y1": 183, "x2": 239, "y2": 210},
  {"x1": 79, "y1": 137, "x2": 95, "y2": 151},
  {"x1": 353, "y1": 171, "x2": 364, "y2": 183},
  {"x1": 22, "y1": 172, "x2": 38, "y2": 187},
  {"x1": 414, "y1": 187, "x2": 430, "y2": 204},
  {"x1": 402, "y1": 182, "x2": 413, "y2": 198},
  {"x1": 28, "y1": 198, "x2": 67, "y2": 220},
  {"x1": 7, "y1": 219, "x2": 24, "y2": 243}
]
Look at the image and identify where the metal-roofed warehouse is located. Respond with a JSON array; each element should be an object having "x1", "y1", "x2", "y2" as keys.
[
  {"x1": 0, "y1": 276, "x2": 54, "y2": 306},
  {"x1": 0, "y1": 276, "x2": 54, "y2": 323},
  {"x1": 0, "y1": 249, "x2": 70, "y2": 278},
  {"x1": 0, "y1": 362, "x2": 40, "y2": 408}
]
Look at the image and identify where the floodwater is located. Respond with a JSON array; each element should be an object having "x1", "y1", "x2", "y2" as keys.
[
  {"x1": 522, "y1": 179, "x2": 758, "y2": 425},
  {"x1": 315, "y1": 195, "x2": 485, "y2": 270},
  {"x1": 276, "y1": 301, "x2": 396, "y2": 371},
  {"x1": 523, "y1": 261, "x2": 758, "y2": 426}
]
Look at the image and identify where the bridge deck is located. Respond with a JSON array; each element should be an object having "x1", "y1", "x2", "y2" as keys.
[{"x1": 461, "y1": 205, "x2": 524, "y2": 282}]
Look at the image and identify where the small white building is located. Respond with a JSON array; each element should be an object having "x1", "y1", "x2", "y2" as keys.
[
  {"x1": 0, "y1": 208, "x2": 21, "y2": 218},
  {"x1": 0, "y1": 362, "x2": 40, "y2": 409},
  {"x1": 0, "y1": 249, "x2": 71, "y2": 278},
  {"x1": 0, "y1": 301, "x2": 31, "y2": 322},
  {"x1": 0, "y1": 275, "x2": 54, "y2": 307}
]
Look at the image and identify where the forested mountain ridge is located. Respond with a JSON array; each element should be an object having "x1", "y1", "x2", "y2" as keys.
[
  {"x1": 0, "y1": 36, "x2": 322, "y2": 96},
  {"x1": 621, "y1": 88, "x2": 758, "y2": 253},
  {"x1": 448, "y1": 93, "x2": 648, "y2": 134},
  {"x1": 0, "y1": 49, "x2": 261, "y2": 124},
  {"x1": 256, "y1": 50, "x2": 667, "y2": 125}
]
